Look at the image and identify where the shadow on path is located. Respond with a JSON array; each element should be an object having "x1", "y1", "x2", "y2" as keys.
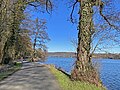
[{"x1": 0, "y1": 63, "x2": 60, "y2": 90}]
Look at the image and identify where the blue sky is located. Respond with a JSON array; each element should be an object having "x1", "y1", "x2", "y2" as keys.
[
  {"x1": 25, "y1": 1, "x2": 78, "y2": 52},
  {"x1": 25, "y1": 1, "x2": 120, "y2": 53}
]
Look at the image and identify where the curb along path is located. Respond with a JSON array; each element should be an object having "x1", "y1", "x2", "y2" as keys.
[{"x1": 0, "y1": 63, "x2": 60, "y2": 90}]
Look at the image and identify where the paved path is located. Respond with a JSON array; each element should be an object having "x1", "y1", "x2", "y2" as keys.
[{"x1": 0, "y1": 63, "x2": 60, "y2": 90}]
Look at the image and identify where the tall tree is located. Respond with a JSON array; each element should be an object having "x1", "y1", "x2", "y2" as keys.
[
  {"x1": 21, "y1": 17, "x2": 50, "y2": 59},
  {"x1": 70, "y1": 0, "x2": 120, "y2": 85},
  {"x1": 32, "y1": 18, "x2": 49, "y2": 59}
]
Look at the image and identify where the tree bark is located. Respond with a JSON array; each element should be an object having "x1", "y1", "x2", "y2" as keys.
[
  {"x1": 71, "y1": 0, "x2": 100, "y2": 86},
  {"x1": 77, "y1": 0, "x2": 93, "y2": 71},
  {"x1": 0, "y1": 31, "x2": 12, "y2": 64},
  {"x1": 0, "y1": 0, "x2": 13, "y2": 64},
  {"x1": 0, "y1": 0, "x2": 21, "y2": 64}
]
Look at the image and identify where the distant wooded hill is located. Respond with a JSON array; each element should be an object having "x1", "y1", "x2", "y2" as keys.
[
  {"x1": 48, "y1": 52, "x2": 76, "y2": 58},
  {"x1": 48, "y1": 52, "x2": 120, "y2": 59},
  {"x1": 93, "y1": 53, "x2": 120, "y2": 59}
]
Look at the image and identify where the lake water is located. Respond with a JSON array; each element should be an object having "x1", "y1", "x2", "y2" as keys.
[{"x1": 42, "y1": 57, "x2": 120, "y2": 90}]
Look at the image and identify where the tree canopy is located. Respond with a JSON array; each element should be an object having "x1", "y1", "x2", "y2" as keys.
[{"x1": 0, "y1": 0, "x2": 51, "y2": 64}]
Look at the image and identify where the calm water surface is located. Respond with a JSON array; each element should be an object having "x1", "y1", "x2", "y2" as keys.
[{"x1": 42, "y1": 57, "x2": 120, "y2": 90}]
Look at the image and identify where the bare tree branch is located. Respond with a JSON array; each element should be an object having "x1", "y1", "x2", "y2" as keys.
[
  {"x1": 27, "y1": 0, "x2": 52, "y2": 14},
  {"x1": 91, "y1": 29, "x2": 110, "y2": 55},
  {"x1": 99, "y1": 2, "x2": 120, "y2": 31},
  {"x1": 46, "y1": 0, "x2": 52, "y2": 14},
  {"x1": 70, "y1": 0, "x2": 78, "y2": 23}
]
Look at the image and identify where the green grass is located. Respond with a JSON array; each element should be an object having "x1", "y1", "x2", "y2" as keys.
[
  {"x1": 0, "y1": 63, "x2": 22, "y2": 81},
  {"x1": 48, "y1": 65, "x2": 106, "y2": 90}
]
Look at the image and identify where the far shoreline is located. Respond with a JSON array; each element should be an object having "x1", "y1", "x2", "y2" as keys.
[
  {"x1": 47, "y1": 52, "x2": 120, "y2": 60},
  {"x1": 47, "y1": 56, "x2": 120, "y2": 60}
]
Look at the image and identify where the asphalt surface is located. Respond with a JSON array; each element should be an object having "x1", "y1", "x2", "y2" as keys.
[{"x1": 0, "y1": 63, "x2": 60, "y2": 90}]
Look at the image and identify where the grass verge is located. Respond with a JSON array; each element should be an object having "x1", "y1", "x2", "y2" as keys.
[
  {"x1": 0, "y1": 63, "x2": 22, "y2": 81},
  {"x1": 48, "y1": 65, "x2": 106, "y2": 90}
]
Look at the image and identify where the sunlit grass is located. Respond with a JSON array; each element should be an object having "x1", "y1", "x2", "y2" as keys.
[{"x1": 48, "y1": 65, "x2": 106, "y2": 90}]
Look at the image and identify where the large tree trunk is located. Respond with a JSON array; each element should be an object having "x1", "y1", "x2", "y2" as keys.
[
  {"x1": 0, "y1": 0, "x2": 13, "y2": 64},
  {"x1": 71, "y1": 0, "x2": 100, "y2": 86},
  {"x1": 0, "y1": 31, "x2": 12, "y2": 64},
  {"x1": 0, "y1": 0, "x2": 17, "y2": 64},
  {"x1": 77, "y1": 1, "x2": 93, "y2": 71}
]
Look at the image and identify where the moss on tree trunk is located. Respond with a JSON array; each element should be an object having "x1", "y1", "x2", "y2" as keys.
[{"x1": 71, "y1": 0, "x2": 101, "y2": 86}]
